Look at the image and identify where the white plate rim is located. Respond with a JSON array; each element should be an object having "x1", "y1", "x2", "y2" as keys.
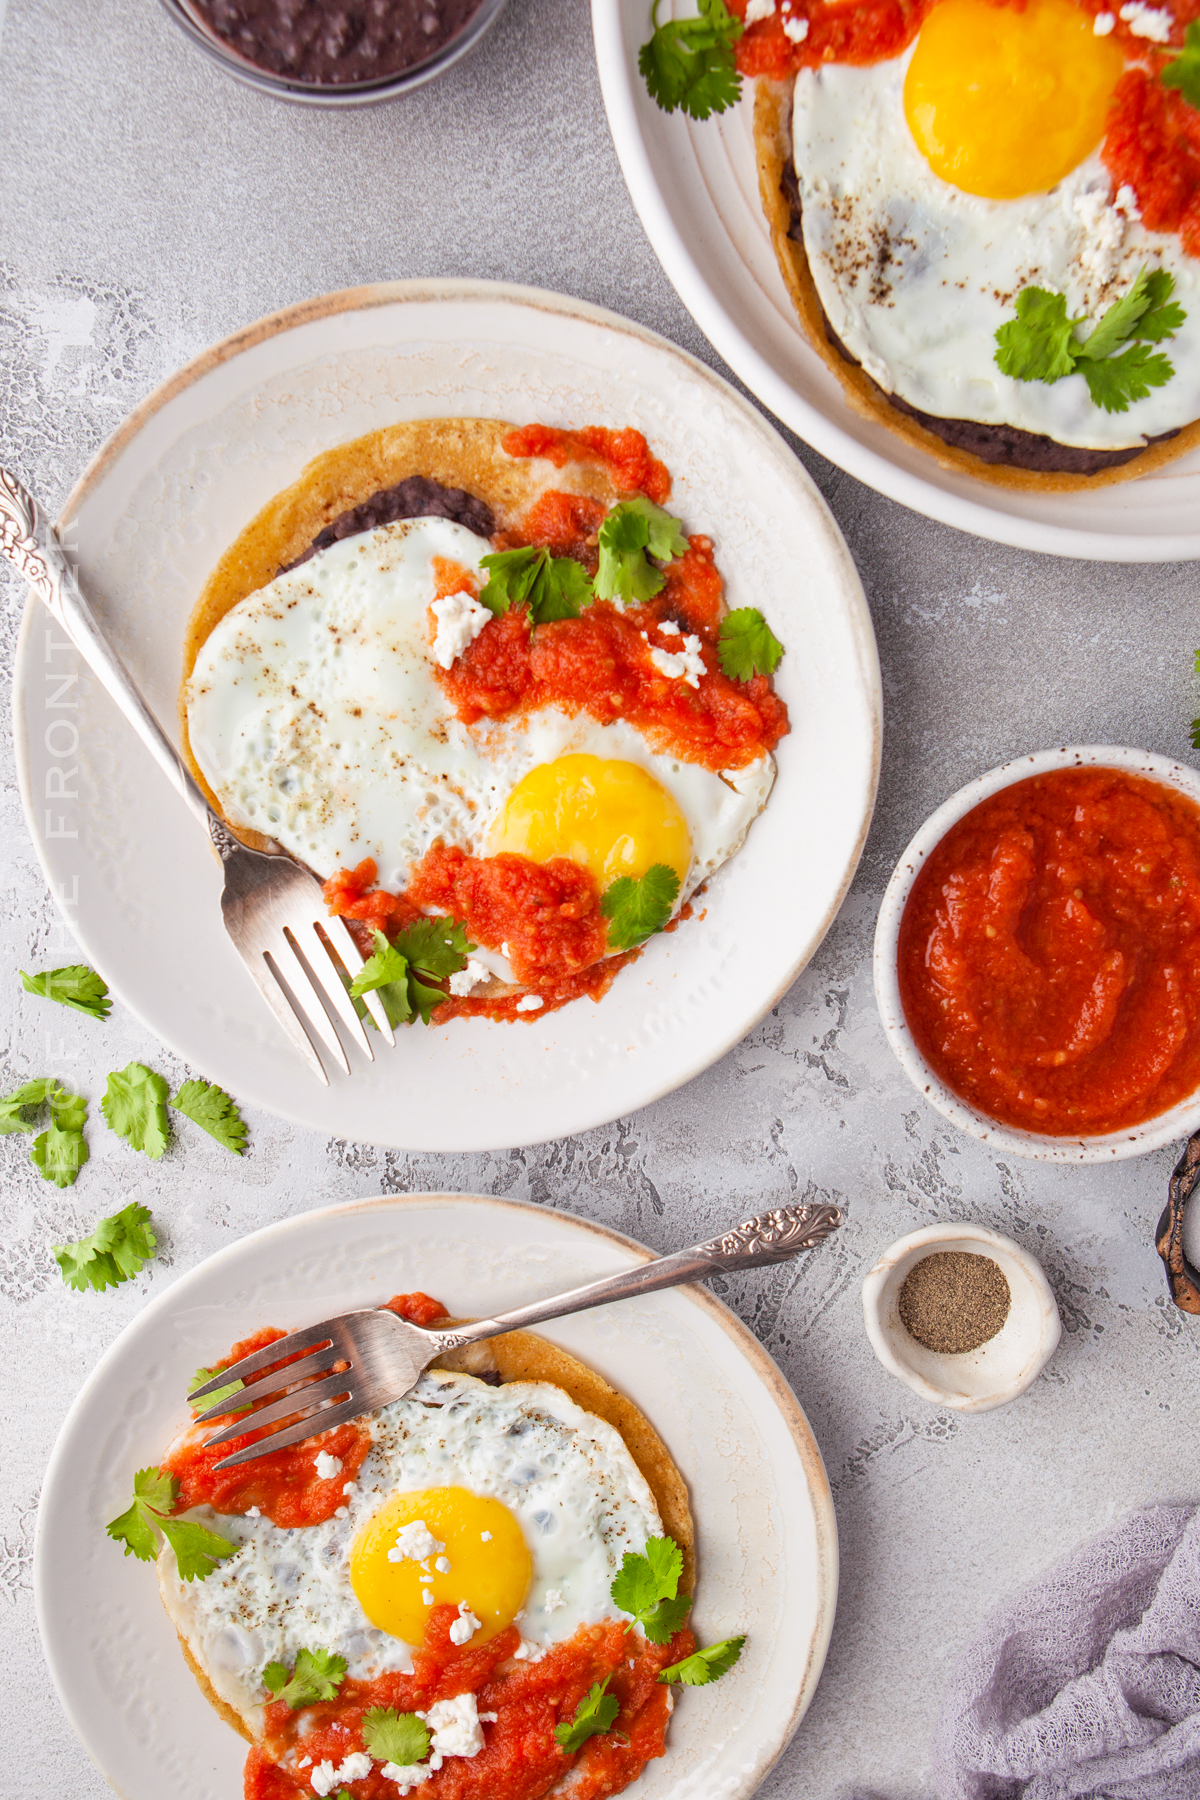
[
  {"x1": 590, "y1": 3, "x2": 1200, "y2": 564},
  {"x1": 33, "y1": 1189, "x2": 840, "y2": 1800},
  {"x1": 11, "y1": 276, "x2": 882, "y2": 1152}
]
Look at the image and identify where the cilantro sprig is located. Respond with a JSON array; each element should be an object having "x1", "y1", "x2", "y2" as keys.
[
  {"x1": 594, "y1": 497, "x2": 688, "y2": 605},
  {"x1": 53, "y1": 1201, "x2": 156, "y2": 1291},
  {"x1": 188, "y1": 1361, "x2": 245, "y2": 1417},
  {"x1": 601, "y1": 865, "x2": 682, "y2": 953},
  {"x1": 1162, "y1": 22, "x2": 1200, "y2": 109},
  {"x1": 717, "y1": 607, "x2": 785, "y2": 681},
  {"x1": 611, "y1": 1535, "x2": 692, "y2": 1642},
  {"x1": 659, "y1": 1635, "x2": 746, "y2": 1684},
  {"x1": 362, "y1": 1706, "x2": 430, "y2": 1766},
  {"x1": 994, "y1": 268, "x2": 1186, "y2": 414},
  {"x1": 263, "y1": 1647, "x2": 348, "y2": 1709},
  {"x1": 0, "y1": 1078, "x2": 89, "y2": 1188},
  {"x1": 554, "y1": 1678, "x2": 621, "y2": 1752},
  {"x1": 171, "y1": 1079, "x2": 248, "y2": 1154},
  {"x1": 105, "y1": 1466, "x2": 237, "y2": 1581},
  {"x1": 479, "y1": 546, "x2": 595, "y2": 624},
  {"x1": 351, "y1": 919, "x2": 474, "y2": 1028},
  {"x1": 638, "y1": 0, "x2": 743, "y2": 122},
  {"x1": 19, "y1": 963, "x2": 110, "y2": 1020},
  {"x1": 102, "y1": 1062, "x2": 169, "y2": 1159}
]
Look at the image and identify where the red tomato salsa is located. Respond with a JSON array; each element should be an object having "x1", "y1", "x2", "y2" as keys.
[{"x1": 896, "y1": 768, "x2": 1200, "y2": 1135}]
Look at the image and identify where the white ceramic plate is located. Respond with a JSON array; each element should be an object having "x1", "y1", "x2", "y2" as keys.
[
  {"x1": 12, "y1": 279, "x2": 880, "y2": 1152},
  {"x1": 34, "y1": 1192, "x2": 838, "y2": 1800},
  {"x1": 591, "y1": 3, "x2": 1200, "y2": 562}
]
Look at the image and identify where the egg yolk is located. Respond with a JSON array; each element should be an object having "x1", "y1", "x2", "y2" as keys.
[
  {"x1": 903, "y1": 0, "x2": 1125, "y2": 200},
  {"x1": 350, "y1": 1487, "x2": 532, "y2": 1646},
  {"x1": 489, "y1": 755, "x2": 692, "y2": 888}
]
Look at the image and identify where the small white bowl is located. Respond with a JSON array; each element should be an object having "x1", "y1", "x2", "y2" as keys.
[
  {"x1": 862, "y1": 1224, "x2": 1062, "y2": 1413},
  {"x1": 874, "y1": 745, "x2": 1200, "y2": 1163}
]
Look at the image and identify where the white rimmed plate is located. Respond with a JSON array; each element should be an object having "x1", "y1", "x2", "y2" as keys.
[
  {"x1": 34, "y1": 1192, "x2": 838, "y2": 1800},
  {"x1": 11, "y1": 279, "x2": 880, "y2": 1152},
  {"x1": 873, "y1": 744, "x2": 1200, "y2": 1162},
  {"x1": 591, "y1": 3, "x2": 1200, "y2": 562}
]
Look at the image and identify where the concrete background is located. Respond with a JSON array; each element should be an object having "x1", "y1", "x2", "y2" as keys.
[{"x1": 1, "y1": 2, "x2": 1198, "y2": 1795}]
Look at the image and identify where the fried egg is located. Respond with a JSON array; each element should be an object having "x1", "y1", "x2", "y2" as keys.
[
  {"x1": 185, "y1": 517, "x2": 773, "y2": 930},
  {"x1": 158, "y1": 1370, "x2": 663, "y2": 1736},
  {"x1": 790, "y1": 0, "x2": 1200, "y2": 448}
]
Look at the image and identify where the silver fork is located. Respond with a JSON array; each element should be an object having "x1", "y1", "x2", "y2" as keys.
[
  {"x1": 190, "y1": 1201, "x2": 844, "y2": 1467},
  {"x1": 0, "y1": 467, "x2": 393, "y2": 1084}
]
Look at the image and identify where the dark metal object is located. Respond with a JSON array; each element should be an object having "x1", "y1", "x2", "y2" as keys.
[{"x1": 1157, "y1": 1132, "x2": 1200, "y2": 1314}]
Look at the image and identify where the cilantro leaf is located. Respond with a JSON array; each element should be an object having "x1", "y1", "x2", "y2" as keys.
[
  {"x1": 658, "y1": 1635, "x2": 746, "y2": 1685},
  {"x1": 105, "y1": 1465, "x2": 236, "y2": 1581},
  {"x1": 189, "y1": 1362, "x2": 245, "y2": 1416},
  {"x1": 717, "y1": 607, "x2": 785, "y2": 681},
  {"x1": 353, "y1": 918, "x2": 474, "y2": 1030},
  {"x1": 102, "y1": 1061, "x2": 170, "y2": 1159},
  {"x1": 0, "y1": 1078, "x2": 57, "y2": 1134},
  {"x1": 19, "y1": 962, "x2": 111, "y2": 1020},
  {"x1": 641, "y1": 1591, "x2": 693, "y2": 1645},
  {"x1": 350, "y1": 931, "x2": 414, "y2": 1027},
  {"x1": 638, "y1": 0, "x2": 743, "y2": 122},
  {"x1": 554, "y1": 1678, "x2": 621, "y2": 1752},
  {"x1": 170, "y1": 1078, "x2": 248, "y2": 1154},
  {"x1": 601, "y1": 865, "x2": 682, "y2": 953},
  {"x1": 1079, "y1": 342, "x2": 1175, "y2": 413},
  {"x1": 263, "y1": 1646, "x2": 348, "y2": 1709},
  {"x1": 995, "y1": 269, "x2": 1184, "y2": 413},
  {"x1": 33, "y1": 1120, "x2": 89, "y2": 1188},
  {"x1": 1135, "y1": 269, "x2": 1187, "y2": 343},
  {"x1": 392, "y1": 916, "x2": 473, "y2": 981},
  {"x1": 611, "y1": 1534, "x2": 686, "y2": 1634},
  {"x1": 594, "y1": 498, "x2": 687, "y2": 605},
  {"x1": 408, "y1": 976, "x2": 448, "y2": 1027},
  {"x1": 479, "y1": 546, "x2": 594, "y2": 624},
  {"x1": 994, "y1": 287, "x2": 1082, "y2": 384},
  {"x1": 53, "y1": 1201, "x2": 155, "y2": 1290},
  {"x1": 1162, "y1": 20, "x2": 1200, "y2": 110},
  {"x1": 362, "y1": 1706, "x2": 431, "y2": 1765}
]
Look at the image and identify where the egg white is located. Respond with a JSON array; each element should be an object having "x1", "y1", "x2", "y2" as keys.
[
  {"x1": 791, "y1": 46, "x2": 1200, "y2": 448},
  {"x1": 158, "y1": 1371, "x2": 663, "y2": 1736},
  {"x1": 185, "y1": 519, "x2": 773, "y2": 916}
]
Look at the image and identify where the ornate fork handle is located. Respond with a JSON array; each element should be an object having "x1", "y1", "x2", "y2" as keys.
[
  {"x1": 0, "y1": 465, "x2": 217, "y2": 836},
  {"x1": 434, "y1": 1202, "x2": 844, "y2": 1353}
]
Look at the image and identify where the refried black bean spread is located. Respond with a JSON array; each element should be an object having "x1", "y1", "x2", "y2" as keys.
[
  {"x1": 190, "y1": 0, "x2": 486, "y2": 84},
  {"x1": 283, "y1": 475, "x2": 495, "y2": 573}
]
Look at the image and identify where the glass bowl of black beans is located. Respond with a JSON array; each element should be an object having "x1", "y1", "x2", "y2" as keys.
[{"x1": 159, "y1": 0, "x2": 509, "y2": 104}]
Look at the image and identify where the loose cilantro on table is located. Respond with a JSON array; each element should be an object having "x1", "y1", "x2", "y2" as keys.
[
  {"x1": 52, "y1": 1201, "x2": 154, "y2": 1290},
  {"x1": 1162, "y1": 21, "x2": 1200, "y2": 109},
  {"x1": 658, "y1": 1635, "x2": 746, "y2": 1684},
  {"x1": 600, "y1": 865, "x2": 682, "y2": 954},
  {"x1": 638, "y1": 0, "x2": 743, "y2": 121},
  {"x1": 479, "y1": 545, "x2": 595, "y2": 624},
  {"x1": 263, "y1": 1647, "x2": 348, "y2": 1709},
  {"x1": 554, "y1": 1677, "x2": 621, "y2": 1752},
  {"x1": 0, "y1": 1078, "x2": 89, "y2": 1187},
  {"x1": 994, "y1": 268, "x2": 1186, "y2": 414},
  {"x1": 611, "y1": 1535, "x2": 692, "y2": 1642},
  {"x1": 106, "y1": 1466, "x2": 236, "y2": 1581},
  {"x1": 717, "y1": 607, "x2": 785, "y2": 681},
  {"x1": 362, "y1": 1706, "x2": 430, "y2": 1765},
  {"x1": 351, "y1": 919, "x2": 474, "y2": 1028},
  {"x1": 19, "y1": 962, "x2": 111, "y2": 1020},
  {"x1": 594, "y1": 497, "x2": 688, "y2": 604},
  {"x1": 188, "y1": 1361, "x2": 245, "y2": 1416},
  {"x1": 171, "y1": 1078, "x2": 248, "y2": 1155},
  {"x1": 102, "y1": 1061, "x2": 170, "y2": 1159}
]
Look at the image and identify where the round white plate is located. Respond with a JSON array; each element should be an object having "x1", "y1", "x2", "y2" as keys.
[
  {"x1": 592, "y1": 4, "x2": 1200, "y2": 562},
  {"x1": 34, "y1": 1192, "x2": 838, "y2": 1800},
  {"x1": 12, "y1": 279, "x2": 880, "y2": 1152}
]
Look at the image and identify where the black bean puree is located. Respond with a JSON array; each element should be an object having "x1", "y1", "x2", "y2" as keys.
[
  {"x1": 190, "y1": 0, "x2": 485, "y2": 84},
  {"x1": 780, "y1": 160, "x2": 1177, "y2": 476},
  {"x1": 283, "y1": 474, "x2": 495, "y2": 572}
]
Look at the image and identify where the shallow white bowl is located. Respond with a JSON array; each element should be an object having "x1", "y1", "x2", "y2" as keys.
[
  {"x1": 861, "y1": 1223, "x2": 1062, "y2": 1413},
  {"x1": 873, "y1": 745, "x2": 1200, "y2": 1164}
]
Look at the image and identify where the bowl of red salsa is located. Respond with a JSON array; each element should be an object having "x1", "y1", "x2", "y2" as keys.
[{"x1": 874, "y1": 747, "x2": 1200, "y2": 1162}]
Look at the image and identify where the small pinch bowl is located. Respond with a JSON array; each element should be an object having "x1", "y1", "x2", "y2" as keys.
[
  {"x1": 874, "y1": 744, "x2": 1200, "y2": 1164},
  {"x1": 862, "y1": 1223, "x2": 1062, "y2": 1413}
]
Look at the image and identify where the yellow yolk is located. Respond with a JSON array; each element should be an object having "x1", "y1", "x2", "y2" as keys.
[
  {"x1": 350, "y1": 1487, "x2": 532, "y2": 1646},
  {"x1": 489, "y1": 755, "x2": 692, "y2": 888},
  {"x1": 903, "y1": 0, "x2": 1125, "y2": 200}
]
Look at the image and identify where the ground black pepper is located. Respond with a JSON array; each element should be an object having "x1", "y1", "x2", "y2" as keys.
[{"x1": 897, "y1": 1251, "x2": 1011, "y2": 1355}]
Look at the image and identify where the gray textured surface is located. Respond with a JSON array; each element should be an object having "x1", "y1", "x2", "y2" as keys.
[{"x1": 1, "y1": 2, "x2": 1199, "y2": 1797}]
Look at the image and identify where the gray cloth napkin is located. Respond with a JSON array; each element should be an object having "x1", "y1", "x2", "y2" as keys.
[{"x1": 931, "y1": 1505, "x2": 1200, "y2": 1800}]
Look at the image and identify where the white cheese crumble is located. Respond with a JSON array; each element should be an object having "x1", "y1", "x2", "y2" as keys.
[
  {"x1": 422, "y1": 1586, "x2": 435, "y2": 1605},
  {"x1": 424, "y1": 1693, "x2": 486, "y2": 1760},
  {"x1": 743, "y1": 0, "x2": 775, "y2": 20},
  {"x1": 513, "y1": 1638, "x2": 546, "y2": 1662},
  {"x1": 342, "y1": 1481, "x2": 356, "y2": 1495},
  {"x1": 1093, "y1": 9, "x2": 1115, "y2": 28},
  {"x1": 782, "y1": 13, "x2": 810, "y2": 40},
  {"x1": 338, "y1": 1754, "x2": 372, "y2": 1782},
  {"x1": 382, "y1": 1763, "x2": 431, "y2": 1794},
  {"x1": 389, "y1": 1520, "x2": 445, "y2": 1565},
  {"x1": 480, "y1": 1530, "x2": 492, "y2": 1542},
  {"x1": 434, "y1": 1554, "x2": 452, "y2": 1573},
  {"x1": 245, "y1": 1506, "x2": 261, "y2": 1518},
  {"x1": 447, "y1": 957, "x2": 490, "y2": 997},
  {"x1": 644, "y1": 628, "x2": 706, "y2": 688},
  {"x1": 544, "y1": 1588, "x2": 565, "y2": 1613},
  {"x1": 515, "y1": 993, "x2": 544, "y2": 1012},
  {"x1": 1073, "y1": 185, "x2": 1141, "y2": 285},
  {"x1": 314, "y1": 1452, "x2": 343, "y2": 1480},
  {"x1": 311, "y1": 1752, "x2": 372, "y2": 1796},
  {"x1": 430, "y1": 591, "x2": 491, "y2": 670},
  {"x1": 449, "y1": 1600, "x2": 483, "y2": 1646},
  {"x1": 1118, "y1": 1, "x2": 1173, "y2": 39},
  {"x1": 335, "y1": 1506, "x2": 349, "y2": 1519}
]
